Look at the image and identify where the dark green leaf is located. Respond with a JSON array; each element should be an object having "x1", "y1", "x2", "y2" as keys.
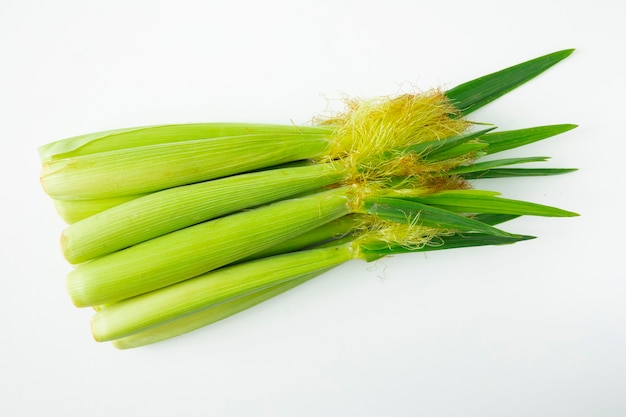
[
  {"x1": 359, "y1": 232, "x2": 535, "y2": 261},
  {"x1": 445, "y1": 49, "x2": 575, "y2": 115},
  {"x1": 427, "y1": 142, "x2": 488, "y2": 162},
  {"x1": 412, "y1": 127, "x2": 494, "y2": 157},
  {"x1": 449, "y1": 156, "x2": 551, "y2": 175},
  {"x1": 471, "y1": 213, "x2": 520, "y2": 226},
  {"x1": 462, "y1": 168, "x2": 578, "y2": 179},
  {"x1": 377, "y1": 127, "x2": 495, "y2": 160},
  {"x1": 405, "y1": 190, "x2": 579, "y2": 217},
  {"x1": 360, "y1": 196, "x2": 514, "y2": 237},
  {"x1": 480, "y1": 124, "x2": 577, "y2": 155}
]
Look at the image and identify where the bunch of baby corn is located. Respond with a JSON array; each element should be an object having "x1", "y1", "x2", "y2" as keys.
[{"x1": 39, "y1": 50, "x2": 578, "y2": 349}]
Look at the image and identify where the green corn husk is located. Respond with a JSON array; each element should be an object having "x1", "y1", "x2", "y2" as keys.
[
  {"x1": 53, "y1": 194, "x2": 146, "y2": 224},
  {"x1": 39, "y1": 123, "x2": 333, "y2": 162},
  {"x1": 41, "y1": 132, "x2": 331, "y2": 200},
  {"x1": 104, "y1": 270, "x2": 355, "y2": 348},
  {"x1": 239, "y1": 215, "x2": 360, "y2": 262},
  {"x1": 111, "y1": 272, "x2": 323, "y2": 350}
]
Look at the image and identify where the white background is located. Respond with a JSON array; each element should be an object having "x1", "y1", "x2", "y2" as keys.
[{"x1": 1, "y1": 0, "x2": 625, "y2": 416}]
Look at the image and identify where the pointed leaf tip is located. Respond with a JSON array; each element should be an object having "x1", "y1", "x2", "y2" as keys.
[{"x1": 445, "y1": 49, "x2": 576, "y2": 115}]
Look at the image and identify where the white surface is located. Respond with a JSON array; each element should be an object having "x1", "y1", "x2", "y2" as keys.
[{"x1": 1, "y1": 0, "x2": 625, "y2": 416}]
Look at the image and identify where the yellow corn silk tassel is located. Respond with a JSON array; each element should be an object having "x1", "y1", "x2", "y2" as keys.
[{"x1": 38, "y1": 49, "x2": 579, "y2": 348}]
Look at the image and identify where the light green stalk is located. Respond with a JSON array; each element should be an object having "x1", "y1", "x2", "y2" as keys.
[
  {"x1": 111, "y1": 272, "x2": 324, "y2": 349},
  {"x1": 62, "y1": 163, "x2": 347, "y2": 264},
  {"x1": 67, "y1": 188, "x2": 352, "y2": 308},
  {"x1": 41, "y1": 132, "x2": 331, "y2": 199},
  {"x1": 39, "y1": 123, "x2": 332, "y2": 162},
  {"x1": 53, "y1": 195, "x2": 145, "y2": 224},
  {"x1": 239, "y1": 215, "x2": 359, "y2": 261},
  {"x1": 91, "y1": 246, "x2": 353, "y2": 342}
]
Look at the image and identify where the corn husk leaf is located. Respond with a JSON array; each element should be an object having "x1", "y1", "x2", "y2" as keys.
[
  {"x1": 445, "y1": 49, "x2": 575, "y2": 114},
  {"x1": 449, "y1": 156, "x2": 552, "y2": 175},
  {"x1": 480, "y1": 124, "x2": 577, "y2": 155},
  {"x1": 38, "y1": 123, "x2": 332, "y2": 162},
  {"x1": 360, "y1": 196, "x2": 514, "y2": 237},
  {"x1": 462, "y1": 167, "x2": 577, "y2": 179},
  {"x1": 405, "y1": 190, "x2": 579, "y2": 217}
]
